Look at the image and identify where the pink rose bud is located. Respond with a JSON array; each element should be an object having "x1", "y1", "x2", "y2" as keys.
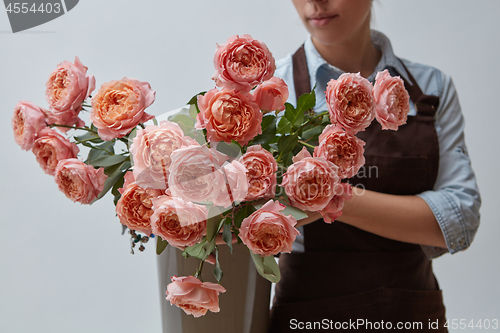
[
  {"x1": 12, "y1": 101, "x2": 47, "y2": 151},
  {"x1": 320, "y1": 183, "x2": 353, "y2": 223},
  {"x1": 54, "y1": 159, "x2": 107, "y2": 204},
  {"x1": 373, "y1": 70, "x2": 410, "y2": 130},
  {"x1": 282, "y1": 147, "x2": 341, "y2": 212},
  {"x1": 240, "y1": 145, "x2": 277, "y2": 201},
  {"x1": 239, "y1": 200, "x2": 300, "y2": 256},
  {"x1": 130, "y1": 121, "x2": 196, "y2": 190},
  {"x1": 326, "y1": 72, "x2": 375, "y2": 133},
  {"x1": 253, "y1": 77, "x2": 289, "y2": 112},
  {"x1": 166, "y1": 275, "x2": 226, "y2": 318},
  {"x1": 45, "y1": 57, "x2": 96, "y2": 129},
  {"x1": 32, "y1": 128, "x2": 80, "y2": 176},
  {"x1": 90, "y1": 78, "x2": 155, "y2": 140},
  {"x1": 313, "y1": 124, "x2": 366, "y2": 179},
  {"x1": 116, "y1": 172, "x2": 164, "y2": 236},
  {"x1": 196, "y1": 88, "x2": 262, "y2": 146},
  {"x1": 212, "y1": 34, "x2": 276, "y2": 92},
  {"x1": 150, "y1": 196, "x2": 207, "y2": 248}
]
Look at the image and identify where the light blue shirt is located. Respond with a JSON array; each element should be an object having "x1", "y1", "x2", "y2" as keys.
[{"x1": 275, "y1": 30, "x2": 481, "y2": 258}]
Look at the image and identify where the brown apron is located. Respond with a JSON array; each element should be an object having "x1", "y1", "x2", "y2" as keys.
[{"x1": 268, "y1": 46, "x2": 447, "y2": 332}]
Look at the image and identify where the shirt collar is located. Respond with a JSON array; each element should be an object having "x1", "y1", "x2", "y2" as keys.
[{"x1": 303, "y1": 30, "x2": 411, "y2": 84}]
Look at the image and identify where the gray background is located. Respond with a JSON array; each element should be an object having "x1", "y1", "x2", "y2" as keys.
[{"x1": 1, "y1": 0, "x2": 499, "y2": 332}]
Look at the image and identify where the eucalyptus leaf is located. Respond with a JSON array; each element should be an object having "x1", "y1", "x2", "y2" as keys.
[
  {"x1": 213, "y1": 247, "x2": 223, "y2": 282},
  {"x1": 156, "y1": 236, "x2": 169, "y2": 255},
  {"x1": 250, "y1": 252, "x2": 281, "y2": 283}
]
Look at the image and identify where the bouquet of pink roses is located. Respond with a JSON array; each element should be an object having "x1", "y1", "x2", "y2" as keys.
[{"x1": 12, "y1": 34, "x2": 410, "y2": 318}]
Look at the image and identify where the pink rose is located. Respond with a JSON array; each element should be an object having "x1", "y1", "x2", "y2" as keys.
[
  {"x1": 373, "y1": 70, "x2": 410, "y2": 130},
  {"x1": 240, "y1": 145, "x2": 277, "y2": 201},
  {"x1": 196, "y1": 88, "x2": 262, "y2": 146},
  {"x1": 32, "y1": 128, "x2": 80, "y2": 176},
  {"x1": 239, "y1": 200, "x2": 300, "y2": 256},
  {"x1": 326, "y1": 73, "x2": 375, "y2": 133},
  {"x1": 130, "y1": 121, "x2": 195, "y2": 190},
  {"x1": 116, "y1": 172, "x2": 164, "y2": 235},
  {"x1": 12, "y1": 101, "x2": 47, "y2": 151},
  {"x1": 281, "y1": 147, "x2": 341, "y2": 212},
  {"x1": 150, "y1": 196, "x2": 207, "y2": 248},
  {"x1": 253, "y1": 76, "x2": 289, "y2": 112},
  {"x1": 45, "y1": 57, "x2": 96, "y2": 128},
  {"x1": 54, "y1": 159, "x2": 107, "y2": 204},
  {"x1": 90, "y1": 78, "x2": 155, "y2": 140},
  {"x1": 212, "y1": 34, "x2": 275, "y2": 91},
  {"x1": 313, "y1": 124, "x2": 365, "y2": 179},
  {"x1": 168, "y1": 145, "x2": 247, "y2": 207},
  {"x1": 320, "y1": 183, "x2": 353, "y2": 223},
  {"x1": 166, "y1": 275, "x2": 226, "y2": 318}
]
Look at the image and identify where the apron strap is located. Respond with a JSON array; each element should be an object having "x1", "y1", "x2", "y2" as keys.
[{"x1": 292, "y1": 44, "x2": 311, "y2": 103}]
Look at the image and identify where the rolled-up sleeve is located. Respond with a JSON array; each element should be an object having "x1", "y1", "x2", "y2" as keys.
[{"x1": 417, "y1": 73, "x2": 481, "y2": 258}]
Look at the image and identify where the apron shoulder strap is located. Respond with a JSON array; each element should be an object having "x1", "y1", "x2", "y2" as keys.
[{"x1": 292, "y1": 44, "x2": 312, "y2": 102}]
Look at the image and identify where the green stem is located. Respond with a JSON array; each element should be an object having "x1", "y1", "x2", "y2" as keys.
[
  {"x1": 298, "y1": 140, "x2": 315, "y2": 149},
  {"x1": 194, "y1": 260, "x2": 205, "y2": 281},
  {"x1": 49, "y1": 124, "x2": 98, "y2": 134}
]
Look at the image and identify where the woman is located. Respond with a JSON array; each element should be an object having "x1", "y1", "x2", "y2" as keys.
[{"x1": 269, "y1": 0, "x2": 481, "y2": 332}]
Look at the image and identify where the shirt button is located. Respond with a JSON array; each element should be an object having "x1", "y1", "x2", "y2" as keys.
[
  {"x1": 450, "y1": 242, "x2": 457, "y2": 250},
  {"x1": 459, "y1": 238, "x2": 466, "y2": 247}
]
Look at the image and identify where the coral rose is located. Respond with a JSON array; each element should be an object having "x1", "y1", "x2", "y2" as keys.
[
  {"x1": 90, "y1": 78, "x2": 155, "y2": 140},
  {"x1": 313, "y1": 124, "x2": 365, "y2": 179},
  {"x1": 239, "y1": 200, "x2": 300, "y2": 256},
  {"x1": 320, "y1": 183, "x2": 353, "y2": 223},
  {"x1": 240, "y1": 145, "x2": 277, "y2": 201},
  {"x1": 150, "y1": 196, "x2": 207, "y2": 248},
  {"x1": 253, "y1": 76, "x2": 289, "y2": 112},
  {"x1": 196, "y1": 88, "x2": 262, "y2": 146},
  {"x1": 166, "y1": 275, "x2": 226, "y2": 318},
  {"x1": 281, "y1": 147, "x2": 341, "y2": 212},
  {"x1": 32, "y1": 128, "x2": 80, "y2": 176},
  {"x1": 45, "y1": 57, "x2": 95, "y2": 128},
  {"x1": 130, "y1": 121, "x2": 195, "y2": 190},
  {"x1": 218, "y1": 160, "x2": 249, "y2": 207},
  {"x1": 54, "y1": 158, "x2": 107, "y2": 204},
  {"x1": 116, "y1": 172, "x2": 164, "y2": 235},
  {"x1": 326, "y1": 72, "x2": 375, "y2": 133},
  {"x1": 12, "y1": 101, "x2": 47, "y2": 151},
  {"x1": 373, "y1": 70, "x2": 410, "y2": 130},
  {"x1": 212, "y1": 34, "x2": 275, "y2": 91}
]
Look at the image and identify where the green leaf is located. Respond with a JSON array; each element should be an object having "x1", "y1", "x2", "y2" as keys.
[
  {"x1": 296, "y1": 90, "x2": 316, "y2": 115},
  {"x1": 284, "y1": 102, "x2": 304, "y2": 131},
  {"x1": 111, "y1": 174, "x2": 125, "y2": 197},
  {"x1": 189, "y1": 104, "x2": 199, "y2": 119},
  {"x1": 278, "y1": 133, "x2": 299, "y2": 158},
  {"x1": 301, "y1": 126, "x2": 324, "y2": 141},
  {"x1": 250, "y1": 114, "x2": 277, "y2": 145},
  {"x1": 250, "y1": 252, "x2": 281, "y2": 283},
  {"x1": 74, "y1": 131, "x2": 102, "y2": 144},
  {"x1": 278, "y1": 200, "x2": 309, "y2": 220},
  {"x1": 222, "y1": 217, "x2": 233, "y2": 254},
  {"x1": 156, "y1": 236, "x2": 169, "y2": 255},
  {"x1": 234, "y1": 205, "x2": 257, "y2": 229},
  {"x1": 87, "y1": 154, "x2": 128, "y2": 168},
  {"x1": 187, "y1": 91, "x2": 207, "y2": 105},
  {"x1": 168, "y1": 114, "x2": 194, "y2": 129},
  {"x1": 215, "y1": 141, "x2": 241, "y2": 159},
  {"x1": 206, "y1": 207, "x2": 224, "y2": 242},
  {"x1": 93, "y1": 160, "x2": 131, "y2": 202},
  {"x1": 213, "y1": 247, "x2": 223, "y2": 282},
  {"x1": 152, "y1": 117, "x2": 158, "y2": 126},
  {"x1": 183, "y1": 241, "x2": 207, "y2": 260},
  {"x1": 277, "y1": 116, "x2": 292, "y2": 134}
]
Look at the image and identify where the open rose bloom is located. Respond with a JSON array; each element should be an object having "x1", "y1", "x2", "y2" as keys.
[
  {"x1": 212, "y1": 34, "x2": 275, "y2": 91},
  {"x1": 240, "y1": 145, "x2": 277, "y2": 201},
  {"x1": 196, "y1": 88, "x2": 262, "y2": 146},
  {"x1": 239, "y1": 200, "x2": 300, "y2": 256},
  {"x1": 166, "y1": 276, "x2": 226, "y2": 318},
  {"x1": 326, "y1": 72, "x2": 375, "y2": 133},
  {"x1": 54, "y1": 159, "x2": 107, "y2": 204},
  {"x1": 131, "y1": 121, "x2": 195, "y2": 190},
  {"x1": 91, "y1": 78, "x2": 155, "y2": 140},
  {"x1": 45, "y1": 57, "x2": 95, "y2": 128},
  {"x1": 12, "y1": 101, "x2": 47, "y2": 151},
  {"x1": 373, "y1": 69, "x2": 410, "y2": 130},
  {"x1": 32, "y1": 128, "x2": 80, "y2": 175}
]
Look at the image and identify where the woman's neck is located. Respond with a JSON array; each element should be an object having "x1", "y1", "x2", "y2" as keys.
[{"x1": 312, "y1": 28, "x2": 381, "y2": 78}]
